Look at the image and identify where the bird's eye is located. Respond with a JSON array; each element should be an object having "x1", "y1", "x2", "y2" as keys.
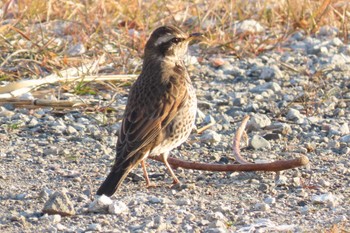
[{"x1": 171, "y1": 38, "x2": 182, "y2": 43}]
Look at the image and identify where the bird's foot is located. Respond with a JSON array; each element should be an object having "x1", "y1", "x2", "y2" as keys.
[
  {"x1": 171, "y1": 181, "x2": 183, "y2": 190},
  {"x1": 146, "y1": 182, "x2": 157, "y2": 188}
]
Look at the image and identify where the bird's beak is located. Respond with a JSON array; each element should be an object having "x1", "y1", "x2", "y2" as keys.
[{"x1": 186, "y1": 32, "x2": 203, "y2": 42}]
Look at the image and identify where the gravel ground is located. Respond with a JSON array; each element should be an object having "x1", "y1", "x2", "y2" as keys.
[{"x1": 1, "y1": 25, "x2": 350, "y2": 232}]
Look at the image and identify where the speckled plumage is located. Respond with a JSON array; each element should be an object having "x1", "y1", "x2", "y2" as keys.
[{"x1": 97, "y1": 26, "x2": 199, "y2": 196}]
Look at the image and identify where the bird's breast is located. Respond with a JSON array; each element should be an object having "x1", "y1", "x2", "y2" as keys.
[{"x1": 150, "y1": 80, "x2": 197, "y2": 156}]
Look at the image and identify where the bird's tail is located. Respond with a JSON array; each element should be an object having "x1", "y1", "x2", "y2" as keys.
[{"x1": 96, "y1": 163, "x2": 135, "y2": 197}]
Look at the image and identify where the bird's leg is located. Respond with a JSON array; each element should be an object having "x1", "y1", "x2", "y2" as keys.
[
  {"x1": 161, "y1": 153, "x2": 180, "y2": 184},
  {"x1": 141, "y1": 160, "x2": 156, "y2": 188}
]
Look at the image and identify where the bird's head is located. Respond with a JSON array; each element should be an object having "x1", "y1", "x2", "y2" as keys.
[{"x1": 144, "y1": 26, "x2": 201, "y2": 62}]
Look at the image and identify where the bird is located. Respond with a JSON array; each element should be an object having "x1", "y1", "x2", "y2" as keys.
[{"x1": 96, "y1": 25, "x2": 201, "y2": 196}]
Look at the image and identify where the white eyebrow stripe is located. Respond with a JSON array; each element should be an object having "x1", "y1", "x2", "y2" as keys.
[{"x1": 154, "y1": 33, "x2": 175, "y2": 46}]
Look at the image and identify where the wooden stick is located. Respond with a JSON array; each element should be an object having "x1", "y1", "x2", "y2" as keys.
[
  {"x1": 0, "y1": 98, "x2": 89, "y2": 108},
  {"x1": 232, "y1": 115, "x2": 251, "y2": 164},
  {"x1": 150, "y1": 115, "x2": 309, "y2": 172},
  {"x1": 151, "y1": 155, "x2": 309, "y2": 171}
]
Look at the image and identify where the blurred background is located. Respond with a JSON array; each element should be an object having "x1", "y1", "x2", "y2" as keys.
[{"x1": 0, "y1": 0, "x2": 348, "y2": 81}]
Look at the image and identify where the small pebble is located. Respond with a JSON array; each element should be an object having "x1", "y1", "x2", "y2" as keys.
[
  {"x1": 42, "y1": 191, "x2": 75, "y2": 216},
  {"x1": 108, "y1": 201, "x2": 129, "y2": 215},
  {"x1": 275, "y1": 175, "x2": 288, "y2": 186},
  {"x1": 176, "y1": 198, "x2": 191, "y2": 206},
  {"x1": 250, "y1": 135, "x2": 271, "y2": 150},
  {"x1": 88, "y1": 195, "x2": 113, "y2": 213},
  {"x1": 86, "y1": 223, "x2": 102, "y2": 232},
  {"x1": 200, "y1": 130, "x2": 222, "y2": 144},
  {"x1": 233, "y1": 19, "x2": 264, "y2": 33},
  {"x1": 286, "y1": 108, "x2": 305, "y2": 122},
  {"x1": 311, "y1": 193, "x2": 337, "y2": 207},
  {"x1": 248, "y1": 114, "x2": 271, "y2": 130},
  {"x1": 254, "y1": 203, "x2": 271, "y2": 211}
]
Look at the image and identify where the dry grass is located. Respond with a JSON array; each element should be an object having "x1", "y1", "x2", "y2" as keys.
[
  {"x1": 0, "y1": 0, "x2": 349, "y2": 84},
  {"x1": 325, "y1": 223, "x2": 350, "y2": 233}
]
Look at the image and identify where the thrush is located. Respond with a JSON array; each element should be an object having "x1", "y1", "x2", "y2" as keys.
[{"x1": 97, "y1": 26, "x2": 201, "y2": 196}]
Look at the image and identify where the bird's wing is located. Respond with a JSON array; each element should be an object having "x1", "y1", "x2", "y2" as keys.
[{"x1": 116, "y1": 73, "x2": 188, "y2": 165}]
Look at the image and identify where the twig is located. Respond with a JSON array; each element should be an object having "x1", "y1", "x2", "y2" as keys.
[
  {"x1": 151, "y1": 155, "x2": 309, "y2": 172},
  {"x1": 150, "y1": 115, "x2": 309, "y2": 172},
  {"x1": 196, "y1": 121, "x2": 215, "y2": 134},
  {"x1": 0, "y1": 74, "x2": 137, "y2": 97},
  {"x1": 232, "y1": 115, "x2": 251, "y2": 164},
  {"x1": 0, "y1": 98, "x2": 89, "y2": 108},
  {"x1": 0, "y1": 54, "x2": 137, "y2": 98}
]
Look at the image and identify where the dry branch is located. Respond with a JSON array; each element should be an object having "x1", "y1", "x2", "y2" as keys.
[
  {"x1": 150, "y1": 115, "x2": 309, "y2": 172},
  {"x1": 0, "y1": 98, "x2": 89, "y2": 108},
  {"x1": 151, "y1": 155, "x2": 309, "y2": 172},
  {"x1": 0, "y1": 54, "x2": 137, "y2": 98},
  {"x1": 232, "y1": 115, "x2": 251, "y2": 164}
]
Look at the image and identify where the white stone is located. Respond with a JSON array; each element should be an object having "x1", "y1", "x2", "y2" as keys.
[
  {"x1": 254, "y1": 203, "x2": 270, "y2": 211},
  {"x1": 56, "y1": 223, "x2": 68, "y2": 231},
  {"x1": 41, "y1": 213, "x2": 61, "y2": 224},
  {"x1": 200, "y1": 130, "x2": 222, "y2": 144},
  {"x1": 250, "y1": 82, "x2": 281, "y2": 94},
  {"x1": 176, "y1": 198, "x2": 191, "y2": 206},
  {"x1": 233, "y1": 19, "x2": 264, "y2": 34},
  {"x1": 275, "y1": 175, "x2": 288, "y2": 186},
  {"x1": 66, "y1": 125, "x2": 78, "y2": 135},
  {"x1": 311, "y1": 193, "x2": 337, "y2": 207},
  {"x1": 88, "y1": 195, "x2": 113, "y2": 213},
  {"x1": 250, "y1": 135, "x2": 271, "y2": 150},
  {"x1": 87, "y1": 223, "x2": 102, "y2": 232},
  {"x1": 108, "y1": 201, "x2": 129, "y2": 215},
  {"x1": 27, "y1": 118, "x2": 39, "y2": 127},
  {"x1": 286, "y1": 108, "x2": 304, "y2": 122},
  {"x1": 264, "y1": 197, "x2": 276, "y2": 204},
  {"x1": 248, "y1": 114, "x2": 271, "y2": 130}
]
